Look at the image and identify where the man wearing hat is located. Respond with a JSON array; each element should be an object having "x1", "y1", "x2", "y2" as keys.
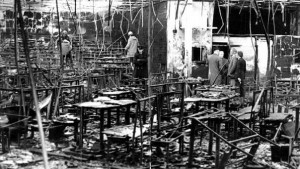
[{"x1": 125, "y1": 31, "x2": 139, "y2": 69}]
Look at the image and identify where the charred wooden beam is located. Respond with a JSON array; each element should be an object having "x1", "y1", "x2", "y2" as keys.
[{"x1": 16, "y1": 0, "x2": 50, "y2": 168}]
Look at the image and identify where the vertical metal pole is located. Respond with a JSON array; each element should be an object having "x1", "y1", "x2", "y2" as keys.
[
  {"x1": 16, "y1": 1, "x2": 49, "y2": 169},
  {"x1": 215, "y1": 119, "x2": 220, "y2": 169},
  {"x1": 14, "y1": 0, "x2": 25, "y2": 115},
  {"x1": 56, "y1": 0, "x2": 63, "y2": 70},
  {"x1": 188, "y1": 119, "x2": 196, "y2": 167},
  {"x1": 148, "y1": 0, "x2": 152, "y2": 95},
  {"x1": 254, "y1": 36, "x2": 258, "y2": 89},
  {"x1": 147, "y1": 0, "x2": 152, "y2": 168},
  {"x1": 14, "y1": 0, "x2": 19, "y2": 82},
  {"x1": 296, "y1": 108, "x2": 299, "y2": 134}
]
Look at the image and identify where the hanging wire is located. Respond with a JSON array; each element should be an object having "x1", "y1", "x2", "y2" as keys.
[
  {"x1": 216, "y1": 0, "x2": 224, "y2": 34},
  {"x1": 108, "y1": 0, "x2": 112, "y2": 26},
  {"x1": 120, "y1": 10, "x2": 128, "y2": 43},
  {"x1": 238, "y1": 0, "x2": 246, "y2": 15},
  {"x1": 56, "y1": 0, "x2": 63, "y2": 70},
  {"x1": 253, "y1": 0, "x2": 271, "y2": 78},
  {"x1": 65, "y1": 0, "x2": 77, "y2": 34},
  {"x1": 250, "y1": 4, "x2": 256, "y2": 52},
  {"x1": 226, "y1": 0, "x2": 231, "y2": 48},
  {"x1": 271, "y1": 0, "x2": 277, "y2": 77},
  {"x1": 129, "y1": 0, "x2": 134, "y2": 22},
  {"x1": 148, "y1": 1, "x2": 164, "y2": 49},
  {"x1": 132, "y1": 8, "x2": 142, "y2": 24},
  {"x1": 102, "y1": 11, "x2": 105, "y2": 46},
  {"x1": 141, "y1": 0, "x2": 144, "y2": 27},
  {"x1": 137, "y1": 11, "x2": 142, "y2": 35},
  {"x1": 93, "y1": 0, "x2": 97, "y2": 69},
  {"x1": 16, "y1": 0, "x2": 50, "y2": 168},
  {"x1": 267, "y1": 0, "x2": 270, "y2": 34}
]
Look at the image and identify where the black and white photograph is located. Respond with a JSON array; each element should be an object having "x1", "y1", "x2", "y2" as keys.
[{"x1": 0, "y1": 0, "x2": 299, "y2": 168}]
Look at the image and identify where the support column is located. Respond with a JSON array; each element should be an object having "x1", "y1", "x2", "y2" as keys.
[{"x1": 185, "y1": 14, "x2": 192, "y2": 77}]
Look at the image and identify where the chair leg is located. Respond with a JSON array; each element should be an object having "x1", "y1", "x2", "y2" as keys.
[
  {"x1": 23, "y1": 127, "x2": 28, "y2": 149},
  {"x1": 200, "y1": 128, "x2": 204, "y2": 146},
  {"x1": 107, "y1": 138, "x2": 111, "y2": 160},
  {"x1": 2, "y1": 129, "x2": 10, "y2": 153},
  {"x1": 179, "y1": 136, "x2": 184, "y2": 154},
  {"x1": 166, "y1": 145, "x2": 169, "y2": 169}
]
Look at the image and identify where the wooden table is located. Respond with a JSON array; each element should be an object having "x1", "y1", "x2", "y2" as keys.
[
  {"x1": 97, "y1": 98, "x2": 137, "y2": 124},
  {"x1": 194, "y1": 86, "x2": 239, "y2": 94},
  {"x1": 185, "y1": 95, "x2": 236, "y2": 168},
  {"x1": 274, "y1": 78, "x2": 299, "y2": 89},
  {"x1": 101, "y1": 90, "x2": 135, "y2": 124},
  {"x1": 74, "y1": 99, "x2": 137, "y2": 150},
  {"x1": 73, "y1": 102, "x2": 120, "y2": 150},
  {"x1": 185, "y1": 80, "x2": 209, "y2": 91},
  {"x1": 101, "y1": 90, "x2": 135, "y2": 100},
  {"x1": 184, "y1": 96, "x2": 235, "y2": 111}
]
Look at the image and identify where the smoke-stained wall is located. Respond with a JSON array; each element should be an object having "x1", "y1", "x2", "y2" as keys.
[{"x1": 112, "y1": 2, "x2": 168, "y2": 73}]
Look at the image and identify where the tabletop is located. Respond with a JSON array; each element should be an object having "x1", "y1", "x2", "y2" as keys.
[
  {"x1": 93, "y1": 96, "x2": 136, "y2": 106},
  {"x1": 194, "y1": 86, "x2": 239, "y2": 92},
  {"x1": 73, "y1": 101, "x2": 119, "y2": 109},
  {"x1": 275, "y1": 78, "x2": 299, "y2": 82},
  {"x1": 184, "y1": 95, "x2": 235, "y2": 102}
]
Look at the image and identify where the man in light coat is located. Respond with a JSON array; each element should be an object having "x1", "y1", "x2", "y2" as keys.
[
  {"x1": 125, "y1": 31, "x2": 139, "y2": 70},
  {"x1": 125, "y1": 31, "x2": 139, "y2": 58},
  {"x1": 207, "y1": 48, "x2": 221, "y2": 85}
]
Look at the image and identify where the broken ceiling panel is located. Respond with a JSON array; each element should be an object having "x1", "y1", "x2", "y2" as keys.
[{"x1": 0, "y1": 0, "x2": 149, "y2": 12}]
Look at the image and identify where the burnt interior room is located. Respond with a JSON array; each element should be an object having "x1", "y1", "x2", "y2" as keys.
[{"x1": 0, "y1": 0, "x2": 300, "y2": 169}]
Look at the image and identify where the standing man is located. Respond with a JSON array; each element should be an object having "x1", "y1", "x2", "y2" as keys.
[
  {"x1": 125, "y1": 31, "x2": 139, "y2": 70},
  {"x1": 133, "y1": 45, "x2": 148, "y2": 79},
  {"x1": 227, "y1": 48, "x2": 238, "y2": 86},
  {"x1": 218, "y1": 51, "x2": 228, "y2": 84},
  {"x1": 55, "y1": 30, "x2": 72, "y2": 68},
  {"x1": 235, "y1": 51, "x2": 246, "y2": 107},
  {"x1": 207, "y1": 48, "x2": 221, "y2": 85}
]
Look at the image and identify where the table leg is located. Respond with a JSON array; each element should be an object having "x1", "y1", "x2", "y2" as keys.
[
  {"x1": 116, "y1": 108, "x2": 120, "y2": 125},
  {"x1": 207, "y1": 102, "x2": 213, "y2": 155},
  {"x1": 296, "y1": 108, "x2": 299, "y2": 133},
  {"x1": 74, "y1": 121, "x2": 78, "y2": 142},
  {"x1": 232, "y1": 119, "x2": 238, "y2": 157},
  {"x1": 188, "y1": 119, "x2": 196, "y2": 167},
  {"x1": 196, "y1": 102, "x2": 199, "y2": 112},
  {"x1": 125, "y1": 105, "x2": 130, "y2": 125},
  {"x1": 215, "y1": 119, "x2": 220, "y2": 169},
  {"x1": 225, "y1": 99, "x2": 229, "y2": 112},
  {"x1": 208, "y1": 102, "x2": 212, "y2": 109},
  {"x1": 208, "y1": 120, "x2": 213, "y2": 155},
  {"x1": 100, "y1": 109, "x2": 104, "y2": 151},
  {"x1": 107, "y1": 109, "x2": 111, "y2": 128},
  {"x1": 79, "y1": 107, "x2": 83, "y2": 148}
]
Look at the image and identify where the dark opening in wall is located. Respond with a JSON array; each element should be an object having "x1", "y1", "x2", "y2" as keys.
[
  {"x1": 192, "y1": 47, "x2": 201, "y2": 61},
  {"x1": 192, "y1": 46, "x2": 206, "y2": 63}
]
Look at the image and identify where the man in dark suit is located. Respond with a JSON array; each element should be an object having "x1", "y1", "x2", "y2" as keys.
[{"x1": 235, "y1": 51, "x2": 246, "y2": 107}]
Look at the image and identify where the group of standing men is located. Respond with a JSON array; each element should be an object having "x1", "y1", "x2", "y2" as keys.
[{"x1": 207, "y1": 47, "x2": 246, "y2": 106}]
